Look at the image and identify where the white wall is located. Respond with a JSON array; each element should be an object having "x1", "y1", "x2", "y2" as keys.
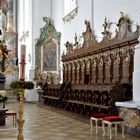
[
  {"x1": 94, "y1": 0, "x2": 140, "y2": 41},
  {"x1": 52, "y1": 0, "x2": 92, "y2": 53},
  {"x1": 18, "y1": 0, "x2": 51, "y2": 77},
  {"x1": 51, "y1": 0, "x2": 140, "y2": 45},
  {"x1": 28, "y1": 0, "x2": 51, "y2": 101},
  {"x1": 133, "y1": 36, "x2": 140, "y2": 102},
  {"x1": 33, "y1": 0, "x2": 51, "y2": 38},
  {"x1": 18, "y1": 0, "x2": 51, "y2": 101},
  {"x1": 32, "y1": 0, "x2": 51, "y2": 68}
]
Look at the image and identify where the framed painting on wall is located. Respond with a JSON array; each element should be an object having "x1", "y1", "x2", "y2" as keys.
[
  {"x1": 35, "y1": 17, "x2": 61, "y2": 83},
  {"x1": 43, "y1": 39, "x2": 57, "y2": 71}
]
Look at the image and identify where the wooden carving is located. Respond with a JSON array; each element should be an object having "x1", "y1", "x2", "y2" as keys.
[
  {"x1": 62, "y1": 11, "x2": 139, "y2": 87},
  {"x1": 41, "y1": 13, "x2": 140, "y2": 116},
  {"x1": 104, "y1": 52, "x2": 112, "y2": 84},
  {"x1": 76, "y1": 62, "x2": 81, "y2": 85},
  {"x1": 91, "y1": 58, "x2": 97, "y2": 85},
  {"x1": 80, "y1": 61, "x2": 85, "y2": 85}
]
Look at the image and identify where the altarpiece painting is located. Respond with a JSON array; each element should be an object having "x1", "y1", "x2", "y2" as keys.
[
  {"x1": 35, "y1": 17, "x2": 61, "y2": 84},
  {"x1": 43, "y1": 39, "x2": 57, "y2": 71}
]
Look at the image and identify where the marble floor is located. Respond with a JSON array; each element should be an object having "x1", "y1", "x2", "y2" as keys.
[{"x1": 0, "y1": 102, "x2": 140, "y2": 140}]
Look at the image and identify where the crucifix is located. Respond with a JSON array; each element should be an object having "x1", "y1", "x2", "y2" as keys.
[{"x1": 19, "y1": 55, "x2": 26, "y2": 81}]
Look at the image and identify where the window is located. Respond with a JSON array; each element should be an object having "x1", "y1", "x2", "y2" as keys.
[
  {"x1": 64, "y1": 0, "x2": 77, "y2": 16},
  {"x1": 63, "y1": 0, "x2": 78, "y2": 23}
]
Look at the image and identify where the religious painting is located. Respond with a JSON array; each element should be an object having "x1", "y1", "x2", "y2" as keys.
[
  {"x1": 35, "y1": 17, "x2": 61, "y2": 83},
  {"x1": 43, "y1": 40, "x2": 57, "y2": 71}
]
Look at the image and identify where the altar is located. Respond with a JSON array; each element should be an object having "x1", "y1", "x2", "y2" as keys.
[
  {"x1": 115, "y1": 101, "x2": 140, "y2": 137},
  {"x1": 115, "y1": 34, "x2": 140, "y2": 138}
]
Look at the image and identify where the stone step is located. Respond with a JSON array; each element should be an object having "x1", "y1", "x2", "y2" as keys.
[{"x1": 7, "y1": 96, "x2": 17, "y2": 103}]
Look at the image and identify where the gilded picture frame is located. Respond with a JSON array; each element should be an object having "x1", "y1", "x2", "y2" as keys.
[{"x1": 35, "y1": 17, "x2": 61, "y2": 82}]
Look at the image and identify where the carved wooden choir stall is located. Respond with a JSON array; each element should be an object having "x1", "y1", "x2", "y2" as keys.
[{"x1": 41, "y1": 13, "x2": 140, "y2": 116}]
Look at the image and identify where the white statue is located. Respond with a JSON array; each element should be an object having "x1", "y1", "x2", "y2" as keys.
[{"x1": 0, "y1": 10, "x2": 7, "y2": 36}]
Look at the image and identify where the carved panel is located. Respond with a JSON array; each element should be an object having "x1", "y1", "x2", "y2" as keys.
[
  {"x1": 119, "y1": 46, "x2": 131, "y2": 83},
  {"x1": 120, "y1": 108, "x2": 138, "y2": 128},
  {"x1": 76, "y1": 62, "x2": 81, "y2": 85},
  {"x1": 80, "y1": 61, "x2": 85, "y2": 85},
  {"x1": 68, "y1": 63, "x2": 72, "y2": 82},
  {"x1": 91, "y1": 59, "x2": 97, "y2": 85},
  {"x1": 62, "y1": 12, "x2": 139, "y2": 89},
  {"x1": 95, "y1": 54, "x2": 104, "y2": 84},
  {"x1": 104, "y1": 52, "x2": 112, "y2": 84},
  {"x1": 112, "y1": 49, "x2": 121, "y2": 83},
  {"x1": 71, "y1": 62, "x2": 76, "y2": 84}
]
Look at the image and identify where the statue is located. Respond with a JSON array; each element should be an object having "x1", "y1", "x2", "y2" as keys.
[
  {"x1": 102, "y1": 17, "x2": 110, "y2": 38},
  {"x1": 0, "y1": 10, "x2": 6, "y2": 34},
  {"x1": 83, "y1": 20, "x2": 92, "y2": 48},
  {"x1": 92, "y1": 59, "x2": 97, "y2": 69},
  {"x1": 46, "y1": 74, "x2": 51, "y2": 84},
  {"x1": 0, "y1": 30, "x2": 10, "y2": 72},
  {"x1": 65, "y1": 41, "x2": 73, "y2": 54},
  {"x1": 0, "y1": 0, "x2": 8, "y2": 36},
  {"x1": 74, "y1": 33, "x2": 78, "y2": 48}
]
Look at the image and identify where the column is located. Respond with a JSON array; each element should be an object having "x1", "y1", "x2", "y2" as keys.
[
  {"x1": 68, "y1": 64, "x2": 71, "y2": 82},
  {"x1": 6, "y1": 0, "x2": 13, "y2": 32},
  {"x1": 133, "y1": 36, "x2": 140, "y2": 101},
  {"x1": 76, "y1": 63, "x2": 80, "y2": 85},
  {"x1": 104, "y1": 55, "x2": 112, "y2": 84},
  {"x1": 71, "y1": 63, "x2": 75, "y2": 84},
  {"x1": 80, "y1": 62, "x2": 85, "y2": 85},
  {"x1": 86, "y1": 60, "x2": 90, "y2": 74},
  {"x1": 91, "y1": 59, "x2": 97, "y2": 85},
  {"x1": 97, "y1": 57, "x2": 104, "y2": 84},
  {"x1": 63, "y1": 64, "x2": 66, "y2": 82}
]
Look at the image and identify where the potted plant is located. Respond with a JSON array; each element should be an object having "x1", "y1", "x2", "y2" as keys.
[
  {"x1": 0, "y1": 93, "x2": 8, "y2": 108},
  {"x1": 10, "y1": 80, "x2": 34, "y2": 90},
  {"x1": 10, "y1": 80, "x2": 34, "y2": 101},
  {"x1": 0, "y1": 92, "x2": 8, "y2": 126}
]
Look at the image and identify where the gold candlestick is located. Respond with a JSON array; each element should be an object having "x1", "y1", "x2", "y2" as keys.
[
  {"x1": 10, "y1": 81, "x2": 34, "y2": 140},
  {"x1": 17, "y1": 89, "x2": 24, "y2": 140}
]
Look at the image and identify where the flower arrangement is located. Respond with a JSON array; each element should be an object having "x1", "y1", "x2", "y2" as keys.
[{"x1": 10, "y1": 80, "x2": 34, "y2": 90}]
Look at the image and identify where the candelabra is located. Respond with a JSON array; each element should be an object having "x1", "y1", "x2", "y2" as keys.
[{"x1": 17, "y1": 89, "x2": 24, "y2": 140}]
